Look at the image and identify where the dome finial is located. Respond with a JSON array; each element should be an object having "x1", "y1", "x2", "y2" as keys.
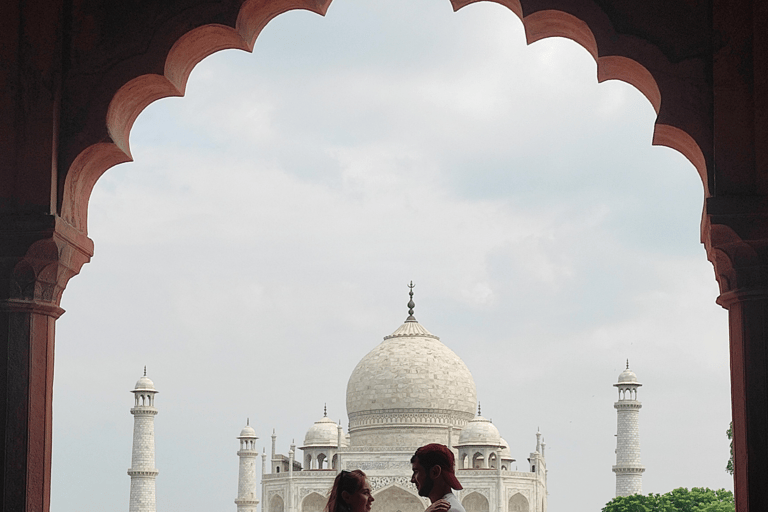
[
  {"x1": 247, "y1": 417, "x2": 250, "y2": 426},
  {"x1": 478, "y1": 402, "x2": 481, "y2": 416},
  {"x1": 143, "y1": 365, "x2": 146, "y2": 376},
  {"x1": 406, "y1": 281, "x2": 417, "y2": 322},
  {"x1": 626, "y1": 359, "x2": 630, "y2": 369},
  {"x1": 324, "y1": 403, "x2": 327, "y2": 417}
]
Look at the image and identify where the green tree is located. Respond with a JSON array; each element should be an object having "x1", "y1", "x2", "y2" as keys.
[
  {"x1": 726, "y1": 422, "x2": 734, "y2": 475},
  {"x1": 603, "y1": 488, "x2": 734, "y2": 512}
]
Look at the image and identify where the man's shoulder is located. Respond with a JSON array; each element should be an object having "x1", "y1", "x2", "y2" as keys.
[{"x1": 443, "y1": 493, "x2": 466, "y2": 512}]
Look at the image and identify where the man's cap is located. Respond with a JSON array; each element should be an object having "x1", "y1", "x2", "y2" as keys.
[{"x1": 413, "y1": 443, "x2": 463, "y2": 490}]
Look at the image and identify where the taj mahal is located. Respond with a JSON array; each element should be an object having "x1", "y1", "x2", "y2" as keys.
[
  {"x1": 127, "y1": 289, "x2": 646, "y2": 512},
  {"x1": 238, "y1": 288, "x2": 548, "y2": 512}
]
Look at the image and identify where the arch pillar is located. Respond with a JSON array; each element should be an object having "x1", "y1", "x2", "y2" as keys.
[
  {"x1": 704, "y1": 208, "x2": 768, "y2": 512},
  {"x1": 0, "y1": 214, "x2": 92, "y2": 512}
]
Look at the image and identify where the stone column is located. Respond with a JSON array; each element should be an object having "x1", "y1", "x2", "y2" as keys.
[
  {"x1": 336, "y1": 423, "x2": 343, "y2": 471},
  {"x1": 612, "y1": 366, "x2": 644, "y2": 496},
  {"x1": 708, "y1": 0, "x2": 768, "y2": 507},
  {"x1": 236, "y1": 422, "x2": 259, "y2": 512},
  {"x1": 705, "y1": 213, "x2": 768, "y2": 511},
  {"x1": 0, "y1": 214, "x2": 92, "y2": 512},
  {"x1": 129, "y1": 372, "x2": 159, "y2": 512}
]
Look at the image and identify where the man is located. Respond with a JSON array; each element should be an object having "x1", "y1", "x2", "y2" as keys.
[{"x1": 410, "y1": 444, "x2": 466, "y2": 512}]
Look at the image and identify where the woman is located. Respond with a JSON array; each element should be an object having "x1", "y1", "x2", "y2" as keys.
[{"x1": 325, "y1": 470, "x2": 375, "y2": 512}]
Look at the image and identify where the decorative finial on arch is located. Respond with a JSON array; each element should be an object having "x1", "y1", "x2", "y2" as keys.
[{"x1": 406, "y1": 281, "x2": 417, "y2": 322}]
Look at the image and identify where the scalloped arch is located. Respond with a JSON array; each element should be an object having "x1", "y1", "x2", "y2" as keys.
[
  {"x1": 62, "y1": 0, "x2": 332, "y2": 233},
  {"x1": 62, "y1": 0, "x2": 707, "y2": 235},
  {"x1": 453, "y1": 0, "x2": 708, "y2": 193}
]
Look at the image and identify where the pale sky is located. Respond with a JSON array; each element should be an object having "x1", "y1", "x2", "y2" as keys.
[{"x1": 51, "y1": 1, "x2": 733, "y2": 511}]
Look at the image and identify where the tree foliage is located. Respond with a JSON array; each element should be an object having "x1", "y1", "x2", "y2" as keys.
[
  {"x1": 726, "y1": 422, "x2": 734, "y2": 475},
  {"x1": 602, "y1": 488, "x2": 735, "y2": 512}
]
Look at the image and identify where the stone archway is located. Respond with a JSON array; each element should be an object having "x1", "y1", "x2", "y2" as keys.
[
  {"x1": 371, "y1": 486, "x2": 425, "y2": 512},
  {"x1": 508, "y1": 493, "x2": 528, "y2": 512},
  {"x1": 2, "y1": 1, "x2": 768, "y2": 511},
  {"x1": 271, "y1": 495, "x2": 285, "y2": 512},
  {"x1": 303, "y1": 492, "x2": 327, "y2": 512},
  {"x1": 462, "y1": 492, "x2": 489, "y2": 512}
]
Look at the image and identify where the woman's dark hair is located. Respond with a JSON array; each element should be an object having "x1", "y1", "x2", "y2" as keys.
[{"x1": 324, "y1": 470, "x2": 367, "y2": 512}]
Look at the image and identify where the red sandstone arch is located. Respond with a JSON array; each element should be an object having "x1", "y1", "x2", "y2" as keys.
[
  {"x1": 61, "y1": 0, "x2": 709, "y2": 236},
  {"x1": 6, "y1": 1, "x2": 768, "y2": 511},
  {"x1": 61, "y1": 0, "x2": 333, "y2": 233}
]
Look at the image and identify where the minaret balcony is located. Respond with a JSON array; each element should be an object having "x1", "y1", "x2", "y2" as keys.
[
  {"x1": 130, "y1": 407, "x2": 158, "y2": 415},
  {"x1": 235, "y1": 499, "x2": 260, "y2": 505},
  {"x1": 612, "y1": 466, "x2": 646, "y2": 473},
  {"x1": 127, "y1": 469, "x2": 159, "y2": 477},
  {"x1": 613, "y1": 401, "x2": 642, "y2": 409}
]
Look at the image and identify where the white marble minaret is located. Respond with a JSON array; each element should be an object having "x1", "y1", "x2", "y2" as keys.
[
  {"x1": 235, "y1": 420, "x2": 259, "y2": 512},
  {"x1": 129, "y1": 368, "x2": 159, "y2": 512},
  {"x1": 613, "y1": 361, "x2": 645, "y2": 496}
]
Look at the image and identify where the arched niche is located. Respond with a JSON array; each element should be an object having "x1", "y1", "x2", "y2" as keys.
[
  {"x1": 508, "y1": 493, "x2": 528, "y2": 512},
  {"x1": 371, "y1": 485, "x2": 425, "y2": 512},
  {"x1": 302, "y1": 492, "x2": 327, "y2": 512},
  {"x1": 462, "y1": 492, "x2": 489, "y2": 512},
  {"x1": 271, "y1": 495, "x2": 285, "y2": 512}
]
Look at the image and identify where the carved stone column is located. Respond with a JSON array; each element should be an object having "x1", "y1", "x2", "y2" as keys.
[
  {"x1": 704, "y1": 199, "x2": 768, "y2": 512},
  {"x1": 0, "y1": 214, "x2": 92, "y2": 512}
]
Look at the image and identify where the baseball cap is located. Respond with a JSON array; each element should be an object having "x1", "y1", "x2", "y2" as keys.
[{"x1": 412, "y1": 443, "x2": 463, "y2": 490}]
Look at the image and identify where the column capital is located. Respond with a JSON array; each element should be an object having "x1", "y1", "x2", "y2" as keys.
[
  {"x1": 703, "y1": 199, "x2": 768, "y2": 307},
  {"x1": 0, "y1": 213, "x2": 93, "y2": 312},
  {"x1": 0, "y1": 213, "x2": 92, "y2": 512}
]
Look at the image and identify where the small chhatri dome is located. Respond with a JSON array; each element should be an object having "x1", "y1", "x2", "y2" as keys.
[
  {"x1": 499, "y1": 438, "x2": 512, "y2": 458},
  {"x1": 457, "y1": 413, "x2": 501, "y2": 446},
  {"x1": 615, "y1": 360, "x2": 642, "y2": 387},
  {"x1": 303, "y1": 414, "x2": 344, "y2": 447},
  {"x1": 239, "y1": 419, "x2": 257, "y2": 439},
  {"x1": 133, "y1": 366, "x2": 156, "y2": 391}
]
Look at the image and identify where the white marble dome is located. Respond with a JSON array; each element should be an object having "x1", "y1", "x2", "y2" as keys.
[
  {"x1": 617, "y1": 367, "x2": 640, "y2": 385},
  {"x1": 134, "y1": 375, "x2": 155, "y2": 391},
  {"x1": 499, "y1": 438, "x2": 513, "y2": 459},
  {"x1": 346, "y1": 317, "x2": 477, "y2": 444},
  {"x1": 239, "y1": 424, "x2": 257, "y2": 439},
  {"x1": 303, "y1": 416, "x2": 342, "y2": 447},
  {"x1": 457, "y1": 415, "x2": 501, "y2": 446}
]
